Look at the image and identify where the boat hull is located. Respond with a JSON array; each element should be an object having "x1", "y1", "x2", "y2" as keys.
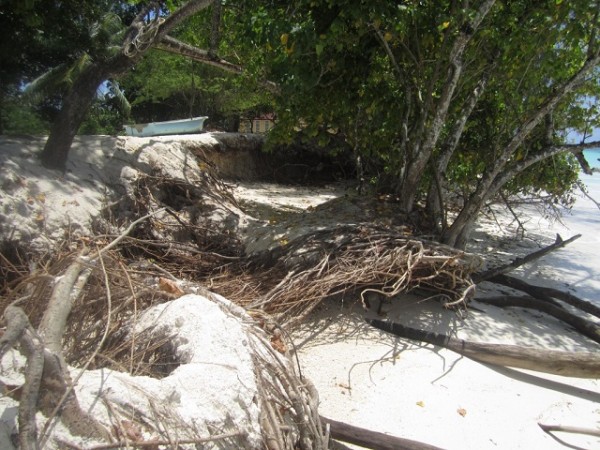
[{"x1": 123, "y1": 116, "x2": 208, "y2": 137}]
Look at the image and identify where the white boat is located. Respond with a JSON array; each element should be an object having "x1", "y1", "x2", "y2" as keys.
[{"x1": 123, "y1": 116, "x2": 208, "y2": 137}]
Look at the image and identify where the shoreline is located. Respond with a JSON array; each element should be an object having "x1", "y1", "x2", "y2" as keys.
[
  {"x1": 0, "y1": 135, "x2": 598, "y2": 449},
  {"x1": 293, "y1": 169, "x2": 600, "y2": 450}
]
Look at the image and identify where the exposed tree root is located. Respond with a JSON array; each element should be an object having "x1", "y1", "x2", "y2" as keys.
[
  {"x1": 476, "y1": 295, "x2": 600, "y2": 345},
  {"x1": 0, "y1": 233, "x2": 328, "y2": 448},
  {"x1": 216, "y1": 224, "x2": 483, "y2": 327}
]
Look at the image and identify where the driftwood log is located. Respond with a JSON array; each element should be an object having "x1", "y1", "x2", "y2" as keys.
[
  {"x1": 368, "y1": 319, "x2": 600, "y2": 378},
  {"x1": 472, "y1": 233, "x2": 600, "y2": 347},
  {"x1": 476, "y1": 295, "x2": 600, "y2": 345},
  {"x1": 322, "y1": 416, "x2": 444, "y2": 450},
  {"x1": 473, "y1": 233, "x2": 581, "y2": 283},
  {"x1": 488, "y1": 274, "x2": 600, "y2": 320}
]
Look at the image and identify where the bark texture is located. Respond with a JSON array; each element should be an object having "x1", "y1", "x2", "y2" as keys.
[
  {"x1": 442, "y1": 52, "x2": 600, "y2": 248},
  {"x1": 369, "y1": 319, "x2": 600, "y2": 378},
  {"x1": 39, "y1": 0, "x2": 216, "y2": 171},
  {"x1": 322, "y1": 416, "x2": 444, "y2": 450}
]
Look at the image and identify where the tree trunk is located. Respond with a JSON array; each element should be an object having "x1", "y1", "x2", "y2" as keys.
[
  {"x1": 426, "y1": 71, "x2": 490, "y2": 231},
  {"x1": 39, "y1": 55, "x2": 136, "y2": 171},
  {"x1": 39, "y1": 65, "x2": 113, "y2": 171},
  {"x1": 39, "y1": 0, "x2": 215, "y2": 171},
  {"x1": 442, "y1": 53, "x2": 600, "y2": 248},
  {"x1": 0, "y1": 91, "x2": 5, "y2": 134},
  {"x1": 396, "y1": 0, "x2": 496, "y2": 212},
  {"x1": 442, "y1": 140, "x2": 600, "y2": 249},
  {"x1": 369, "y1": 319, "x2": 600, "y2": 378},
  {"x1": 441, "y1": 192, "x2": 482, "y2": 248}
]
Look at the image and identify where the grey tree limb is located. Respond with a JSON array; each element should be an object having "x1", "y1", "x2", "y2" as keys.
[
  {"x1": 369, "y1": 319, "x2": 600, "y2": 378},
  {"x1": 38, "y1": 254, "x2": 89, "y2": 359},
  {"x1": 473, "y1": 233, "x2": 582, "y2": 283},
  {"x1": 488, "y1": 274, "x2": 600, "y2": 320},
  {"x1": 321, "y1": 415, "x2": 444, "y2": 450},
  {"x1": 476, "y1": 295, "x2": 600, "y2": 345},
  {"x1": 2, "y1": 306, "x2": 44, "y2": 450}
]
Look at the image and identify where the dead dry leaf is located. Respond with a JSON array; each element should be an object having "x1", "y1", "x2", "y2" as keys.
[
  {"x1": 271, "y1": 334, "x2": 287, "y2": 354},
  {"x1": 158, "y1": 277, "x2": 184, "y2": 296}
]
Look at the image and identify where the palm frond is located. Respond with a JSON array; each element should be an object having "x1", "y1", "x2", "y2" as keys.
[
  {"x1": 24, "y1": 53, "x2": 95, "y2": 102},
  {"x1": 105, "y1": 79, "x2": 131, "y2": 118},
  {"x1": 23, "y1": 13, "x2": 127, "y2": 105},
  {"x1": 90, "y1": 12, "x2": 124, "y2": 41},
  {"x1": 24, "y1": 63, "x2": 71, "y2": 102},
  {"x1": 63, "y1": 53, "x2": 93, "y2": 88}
]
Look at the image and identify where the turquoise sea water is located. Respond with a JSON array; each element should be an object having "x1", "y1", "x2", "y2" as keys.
[
  {"x1": 581, "y1": 149, "x2": 600, "y2": 191},
  {"x1": 583, "y1": 148, "x2": 600, "y2": 170}
]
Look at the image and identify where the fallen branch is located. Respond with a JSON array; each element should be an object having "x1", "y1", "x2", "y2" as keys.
[
  {"x1": 39, "y1": 250, "x2": 117, "y2": 447},
  {"x1": 1, "y1": 306, "x2": 44, "y2": 450},
  {"x1": 59, "y1": 431, "x2": 245, "y2": 449},
  {"x1": 476, "y1": 295, "x2": 600, "y2": 345},
  {"x1": 38, "y1": 252, "x2": 90, "y2": 358},
  {"x1": 489, "y1": 274, "x2": 600, "y2": 320},
  {"x1": 538, "y1": 423, "x2": 600, "y2": 438},
  {"x1": 473, "y1": 233, "x2": 581, "y2": 282},
  {"x1": 1, "y1": 209, "x2": 168, "y2": 448},
  {"x1": 368, "y1": 319, "x2": 600, "y2": 378},
  {"x1": 321, "y1": 416, "x2": 444, "y2": 450}
]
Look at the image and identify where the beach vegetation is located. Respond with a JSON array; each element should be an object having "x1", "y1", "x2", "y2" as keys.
[{"x1": 3, "y1": 0, "x2": 600, "y2": 247}]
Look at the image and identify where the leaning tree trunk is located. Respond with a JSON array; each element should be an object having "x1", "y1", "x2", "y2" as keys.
[
  {"x1": 395, "y1": 0, "x2": 496, "y2": 213},
  {"x1": 441, "y1": 200, "x2": 480, "y2": 249},
  {"x1": 426, "y1": 71, "x2": 490, "y2": 232},
  {"x1": 40, "y1": 64, "x2": 116, "y2": 171},
  {"x1": 442, "y1": 139, "x2": 600, "y2": 250},
  {"x1": 39, "y1": 0, "x2": 216, "y2": 171},
  {"x1": 442, "y1": 51, "x2": 600, "y2": 249}
]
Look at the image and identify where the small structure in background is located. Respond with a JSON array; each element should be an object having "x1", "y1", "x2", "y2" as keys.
[{"x1": 238, "y1": 113, "x2": 276, "y2": 134}]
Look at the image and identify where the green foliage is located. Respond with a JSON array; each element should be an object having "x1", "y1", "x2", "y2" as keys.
[
  {"x1": 507, "y1": 153, "x2": 579, "y2": 208},
  {"x1": 1, "y1": 1, "x2": 130, "y2": 133},
  {"x1": 0, "y1": 0, "x2": 116, "y2": 86},
  {"x1": 0, "y1": 96, "x2": 50, "y2": 134},
  {"x1": 120, "y1": 47, "x2": 272, "y2": 127},
  {"x1": 4, "y1": 0, "x2": 598, "y2": 219},
  {"x1": 78, "y1": 99, "x2": 123, "y2": 135},
  {"x1": 117, "y1": 2, "x2": 277, "y2": 127},
  {"x1": 229, "y1": 0, "x2": 598, "y2": 209}
]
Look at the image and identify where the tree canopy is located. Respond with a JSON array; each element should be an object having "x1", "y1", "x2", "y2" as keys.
[
  {"x1": 228, "y1": 0, "x2": 600, "y2": 246},
  {"x1": 3, "y1": 0, "x2": 600, "y2": 248}
]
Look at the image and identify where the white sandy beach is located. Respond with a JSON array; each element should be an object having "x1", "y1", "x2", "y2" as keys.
[
  {"x1": 1, "y1": 135, "x2": 599, "y2": 449},
  {"x1": 291, "y1": 161, "x2": 600, "y2": 449}
]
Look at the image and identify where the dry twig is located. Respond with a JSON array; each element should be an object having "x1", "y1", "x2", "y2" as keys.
[{"x1": 233, "y1": 225, "x2": 481, "y2": 327}]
